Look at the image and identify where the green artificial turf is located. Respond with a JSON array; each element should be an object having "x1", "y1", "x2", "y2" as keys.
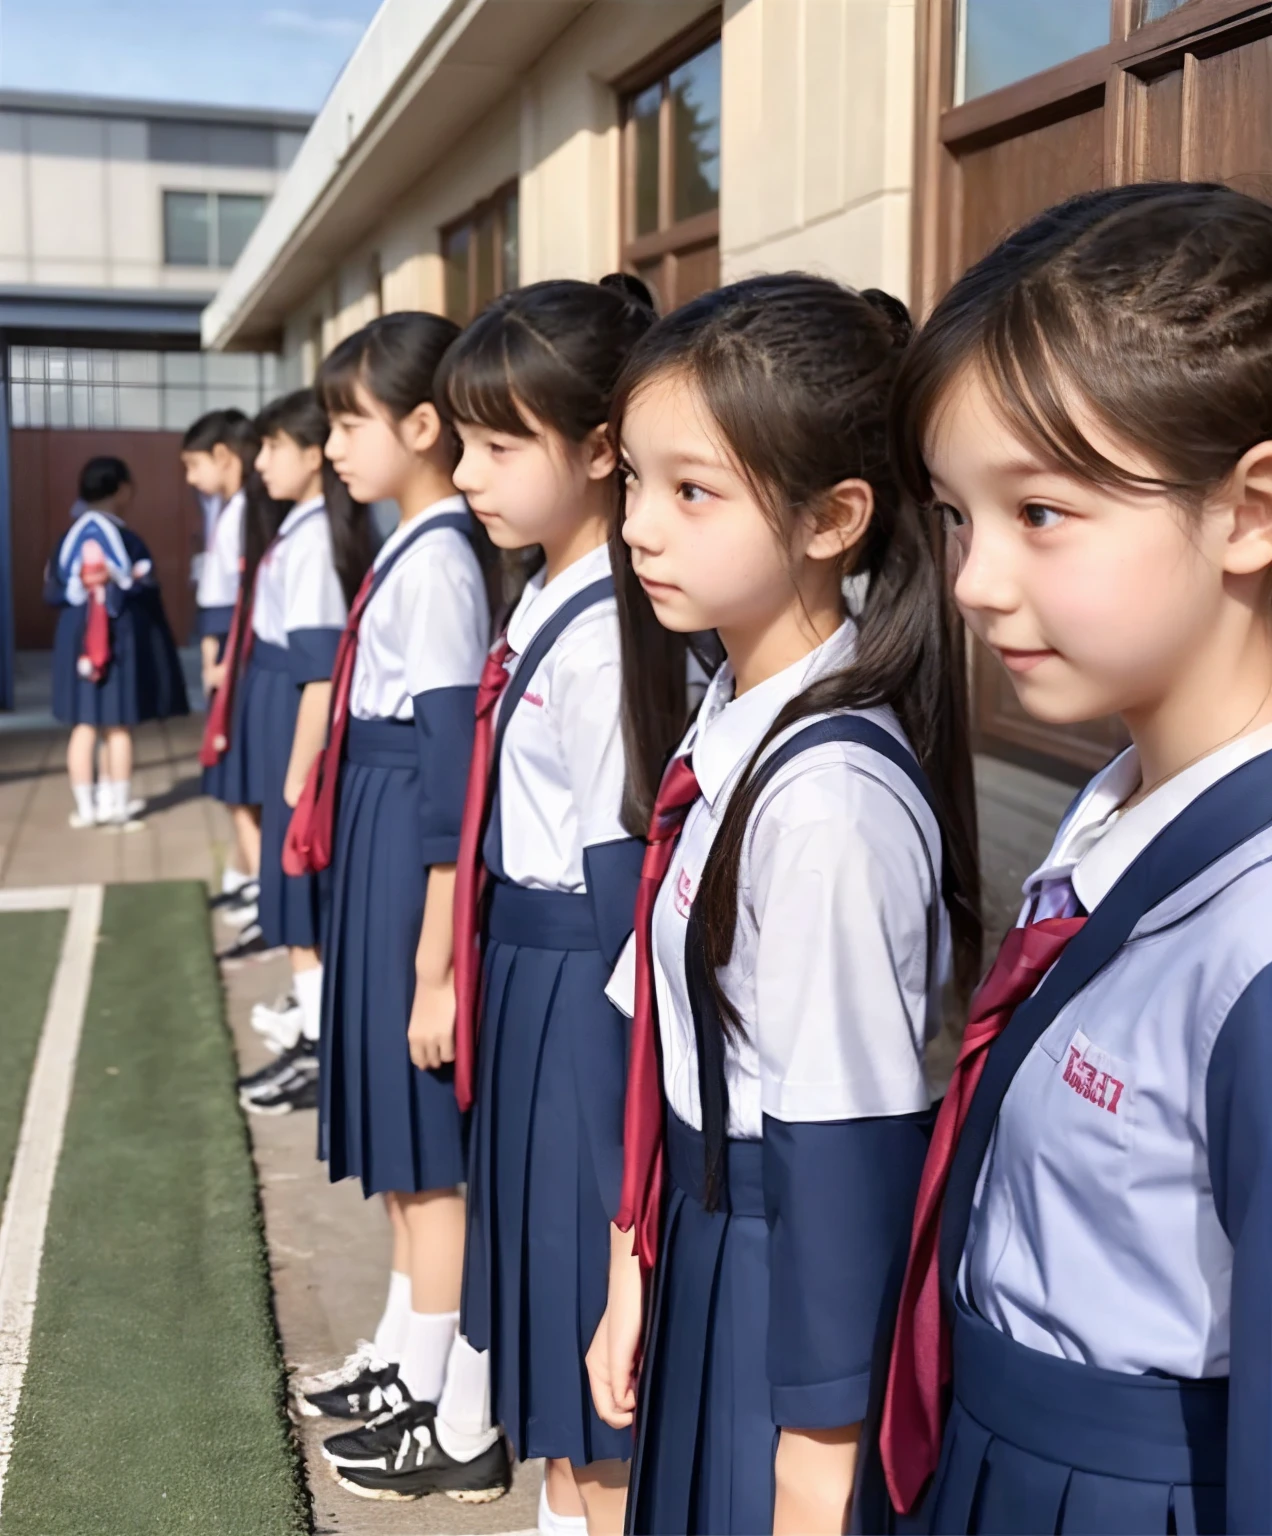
[
  {"x1": 0, "y1": 909, "x2": 66, "y2": 1208},
  {"x1": 2, "y1": 883, "x2": 309, "y2": 1536}
]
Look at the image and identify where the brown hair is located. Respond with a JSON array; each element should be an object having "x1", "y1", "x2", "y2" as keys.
[
  {"x1": 892, "y1": 182, "x2": 1272, "y2": 511},
  {"x1": 612, "y1": 273, "x2": 983, "y2": 1112}
]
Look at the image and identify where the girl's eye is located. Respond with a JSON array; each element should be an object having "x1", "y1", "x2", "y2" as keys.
[
  {"x1": 677, "y1": 481, "x2": 711, "y2": 505},
  {"x1": 1022, "y1": 503, "x2": 1064, "y2": 530},
  {"x1": 617, "y1": 458, "x2": 636, "y2": 486}
]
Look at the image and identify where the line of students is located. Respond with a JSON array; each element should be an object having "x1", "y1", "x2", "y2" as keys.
[{"x1": 193, "y1": 177, "x2": 1272, "y2": 1535}]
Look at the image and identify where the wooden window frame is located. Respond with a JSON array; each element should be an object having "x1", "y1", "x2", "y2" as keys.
[
  {"x1": 617, "y1": 9, "x2": 723, "y2": 296},
  {"x1": 911, "y1": 0, "x2": 1269, "y2": 316},
  {"x1": 440, "y1": 180, "x2": 520, "y2": 325}
]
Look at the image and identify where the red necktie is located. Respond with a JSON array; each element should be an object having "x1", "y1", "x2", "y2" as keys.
[
  {"x1": 616, "y1": 755, "x2": 702, "y2": 1274},
  {"x1": 879, "y1": 913, "x2": 1087, "y2": 1514},
  {"x1": 282, "y1": 564, "x2": 378, "y2": 877},
  {"x1": 452, "y1": 638, "x2": 515, "y2": 1112},
  {"x1": 199, "y1": 557, "x2": 258, "y2": 769},
  {"x1": 79, "y1": 543, "x2": 111, "y2": 682}
]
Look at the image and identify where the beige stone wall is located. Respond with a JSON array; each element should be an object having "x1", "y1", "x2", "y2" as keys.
[
  {"x1": 720, "y1": 0, "x2": 914, "y2": 303},
  {"x1": 0, "y1": 109, "x2": 286, "y2": 292}
]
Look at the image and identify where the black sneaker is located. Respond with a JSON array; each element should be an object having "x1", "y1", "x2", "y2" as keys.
[
  {"x1": 303, "y1": 1360, "x2": 405, "y2": 1421},
  {"x1": 242, "y1": 1058, "x2": 318, "y2": 1115},
  {"x1": 331, "y1": 1412, "x2": 511, "y2": 1504},
  {"x1": 217, "y1": 927, "x2": 271, "y2": 963},
  {"x1": 238, "y1": 1038, "x2": 314, "y2": 1098},
  {"x1": 209, "y1": 880, "x2": 259, "y2": 912},
  {"x1": 323, "y1": 1394, "x2": 431, "y2": 1467}
]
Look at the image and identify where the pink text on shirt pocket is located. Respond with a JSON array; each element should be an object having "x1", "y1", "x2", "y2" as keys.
[
  {"x1": 522, "y1": 690, "x2": 545, "y2": 707},
  {"x1": 673, "y1": 867, "x2": 695, "y2": 918}
]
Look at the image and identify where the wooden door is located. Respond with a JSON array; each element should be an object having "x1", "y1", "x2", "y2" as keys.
[
  {"x1": 915, "y1": 0, "x2": 1272, "y2": 775},
  {"x1": 12, "y1": 429, "x2": 198, "y2": 650}
]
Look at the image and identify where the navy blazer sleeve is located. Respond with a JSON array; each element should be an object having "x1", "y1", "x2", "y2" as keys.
[{"x1": 1207, "y1": 962, "x2": 1272, "y2": 1535}]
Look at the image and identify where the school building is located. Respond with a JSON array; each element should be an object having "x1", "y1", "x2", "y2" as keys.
[
  {"x1": 203, "y1": 0, "x2": 1272, "y2": 778},
  {"x1": 0, "y1": 90, "x2": 311, "y2": 706}
]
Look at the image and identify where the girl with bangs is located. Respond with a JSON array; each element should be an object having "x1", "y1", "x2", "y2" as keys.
[
  {"x1": 282, "y1": 312, "x2": 505, "y2": 1508},
  {"x1": 585, "y1": 274, "x2": 980, "y2": 1536},
  {"x1": 872, "y1": 183, "x2": 1272, "y2": 1535},
  {"x1": 435, "y1": 274, "x2": 662, "y2": 1533}
]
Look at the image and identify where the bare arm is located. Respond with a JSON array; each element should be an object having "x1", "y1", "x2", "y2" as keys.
[
  {"x1": 283, "y1": 680, "x2": 332, "y2": 808},
  {"x1": 587, "y1": 1222, "x2": 644, "y2": 1428},
  {"x1": 407, "y1": 865, "x2": 458, "y2": 1071},
  {"x1": 200, "y1": 634, "x2": 226, "y2": 695}
]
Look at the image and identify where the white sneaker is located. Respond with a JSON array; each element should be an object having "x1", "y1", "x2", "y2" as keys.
[
  {"x1": 68, "y1": 809, "x2": 97, "y2": 830},
  {"x1": 295, "y1": 1340, "x2": 381, "y2": 1397},
  {"x1": 223, "y1": 898, "x2": 261, "y2": 931},
  {"x1": 251, "y1": 993, "x2": 303, "y2": 1053}
]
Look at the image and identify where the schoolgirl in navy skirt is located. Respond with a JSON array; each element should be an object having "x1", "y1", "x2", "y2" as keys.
[
  {"x1": 588, "y1": 276, "x2": 982, "y2": 1536},
  {"x1": 46, "y1": 454, "x2": 188, "y2": 830},
  {"x1": 241, "y1": 390, "x2": 368, "y2": 1050},
  {"x1": 280, "y1": 314, "x2": 510, "y2": 1504},
  {"x1": 437, "y1": 276, "x2": 661, "y2": 1535},
  {"x1": 866, "y1": 185, "x2": 1272, "y2": 1536}
]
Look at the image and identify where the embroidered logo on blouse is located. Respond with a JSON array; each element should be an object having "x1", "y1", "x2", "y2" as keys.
[
  {"x1": 523, "y1": 690, "x2": 545, "y2": 707},
  {"x1": 673, "y1": 867, "x2": 695, "y2": 918},
  {"x1": 1061, "y1": 1029, "x2": 1126, "y2": 1116}
]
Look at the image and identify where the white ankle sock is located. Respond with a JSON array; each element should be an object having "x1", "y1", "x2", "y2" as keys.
[
  {"x1": 371, "y1": 1270, "x2": 411, "y2": 1363},
  {"x1": 73, "y1": 783, "x2": 95, "y2": 821},
  {"x1": 539, "y1": 1481, "x2": 589, "y2": 1534},
  {"x1": 436, "y1": 1334, "x2": 499, "y2": 1462},
  {"x1": 294, "y1": 965, "x2": 323, "y2": 1043},
  {"x1": 221, "y1": 866, "x2": 250, "y2": 896},
  {"x1": 399, "y1": 1309, "x2": 459, "y2": 1404},
  {"x1": 112, "y1": 779, "x2": 132, "y2": 818}
]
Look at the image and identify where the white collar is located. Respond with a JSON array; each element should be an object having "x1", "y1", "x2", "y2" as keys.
[
  {"x1": 374, "y1": 494, "x2": 468, "y2": 569},
  {"x1": 506, "y1": 542, "x2": 612, "y2": 655},
  {"x1": 279, "y1": 495, "x2": 325, "y2": 536},
  {"x1": 219, "y1": 489, "x2": 245, "y2": 521},
  {"x1": 689, "y1": 621, "x2": 856, "y2": 807},
  {"x1": 1027, "y1": 721, "x2": 1272, "y2": 913}
]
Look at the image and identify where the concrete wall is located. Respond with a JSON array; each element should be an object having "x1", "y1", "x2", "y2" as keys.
[
  {"x1": 0, "y1": 109, "x2": 293, "y2": 293},
  {"x1": 274, "y1": 0, "x2": 916, "y2": 382},
  {"x1": 720, "y1": 0, "x2": 915, "y2": 303}
]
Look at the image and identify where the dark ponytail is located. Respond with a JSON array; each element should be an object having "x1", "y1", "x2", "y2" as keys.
[
  {"x1": 185, "y1": 407, "x2": 287, "y2": 595},
  {"x1": 610, "y1": 274, "x2": 982, "y2": 1189},
  {"x1": 255, "y1": 388, "x2": 371, "y2": 607}
]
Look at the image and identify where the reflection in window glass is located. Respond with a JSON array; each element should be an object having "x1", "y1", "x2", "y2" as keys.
[
  {"x1": 670, "y1": 41, "x2": 722, "y2": 224},
  {"x1": 164, "y1": 191, "x2": 212, "y2": 266},
  {"x1": 91, "y1": 384, "x2": 116, "y2": 429},
  {"x1": 444, "y1": 226, "x2": 470, "y2": 324},
  {"x1": 164, "y1": 353, "x2": 202, "y2": 387},
  {"x1": 217, "y1": 194, "x2": 266, "y2": 267},
  {"x1": 502, "y1": 185, "x2": 520, "y2": 290},
  {"x1": 165, "y1": 386, "x2": 203, "y2": 431},
  {"x1": 115, "y1": 352, "x2": 160, "y2": 386},
  {"x1": 1141, "y1": 0, "x2": 1191, "y2": 19},
  {"x1": 960, "y1": 0, "x2": 1108, "y2": 101},
  {"x1": 632, "y1": 83, "x2": 661, "y2": 236},
  {"x1": 117, "y1": 388, "x2": 163, "y2": 431}
]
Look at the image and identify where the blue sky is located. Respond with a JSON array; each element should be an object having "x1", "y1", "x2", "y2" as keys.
[{"x1": 0, "y1": 0, "x2": 384, "y2": 113}]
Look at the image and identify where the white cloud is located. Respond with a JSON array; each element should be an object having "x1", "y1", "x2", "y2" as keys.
[{"x1": 263, "y1": 8, "x2": 365, "y2": 40}]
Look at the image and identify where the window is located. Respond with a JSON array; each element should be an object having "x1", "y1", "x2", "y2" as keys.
[
  {"x1": 620, "y1": 17, "x2": 722, "y2": 314},
  {"x1": 149, "y1": 120, "x2": 278, "y2": 169},
  {"x1": 956, "y1": 1, "x2": 1109, "y2": 101},
  {"x1": 441, "y1": 183, "x2": 519, "y2": 324},
  {"x1": 9, "y1": 347, "x2": 281, "y2": 432},
  {"x1": 163, "y1": 191, "x2": 267, "y2": 268}
]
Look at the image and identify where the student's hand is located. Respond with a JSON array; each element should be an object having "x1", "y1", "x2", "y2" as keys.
[
  {"x1": 587, "y1": 1224, "x2": 644, "y2": 1428},
  {"x1": 82, "y1": 562, "x2": 108, "y2": 589},
  {"x1": 408, "y1": 972, "x2": 456, "y2": 1072},
  {"x1": 283, "y1": 765, "x2": 307, "y2": 808},
  {"x1": 203, "y1": 661, "x2": 227, "y2": 695}
]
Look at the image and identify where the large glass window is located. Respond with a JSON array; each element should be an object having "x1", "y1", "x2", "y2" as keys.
[
  {"x1": 440, "y1": 183, "x2": 520, "y2": 324},
  {"x1": 958, "y1": 1, "x2": 1109, "y2": 102},
  {"x1": 620, "y1": 26, "x2": 722, "y2": 314},
  {"x1": 164, "y1": 191, "x2": 267, "y2": 268},
  {"x1": 9, "y1": 348, "x2": 281, "y2": 432}
]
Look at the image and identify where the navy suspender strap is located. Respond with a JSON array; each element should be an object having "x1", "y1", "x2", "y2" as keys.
[
  {"x1": 938, "y1": 750, "x2": 1272, "y2": 1305},
  {"x1": 364, "y1": 509, "x2": 474, "y2": 608},
  {"x1": 482, "y1": 575, "x2": 616, "y2": 877},
  {"x1": 687, "y1": 713, "x2": 945, "y2": 1203}
]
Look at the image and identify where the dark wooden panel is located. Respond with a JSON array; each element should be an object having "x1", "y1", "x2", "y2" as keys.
[
  {"x1": 12, "y1": 429, "x2": 198, "y2": 650},
  {"x1": 1186, "y1": 28, "x2": 1272, "y2": 192},
  {"x1": 1141, "y1": 65, "x2": 1184, "y2": 176},
  {"x1": 957, "y1": 107, "x2": 1106, "y2": 269}
]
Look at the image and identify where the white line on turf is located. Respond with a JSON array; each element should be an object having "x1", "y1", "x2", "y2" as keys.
[
  {"x1": 0, "y1": 888, "x2": 73, "y2": 913},
  {"x1": 0, "y1": 884, "x2": 103, "y2": 1517}
]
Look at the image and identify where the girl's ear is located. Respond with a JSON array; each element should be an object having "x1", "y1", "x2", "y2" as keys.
[
  {"x1": 1221, "y1": 440, "x2": 1272, "y2": 578},
  {"x1": 400, "y1": 401, "x2": 443, "y2": 456},
  {"x1": 303, "y1": 441, "x2": 326, "y2": 478},
  {"x1": 803, "y1": 477, "x2": 874, "y2": 564},
  {"x1": 582, "y1": 422, "x2": 618, "y2": 482}
]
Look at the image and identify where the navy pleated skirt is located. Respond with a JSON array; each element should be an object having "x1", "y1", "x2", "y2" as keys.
[
  {"x1": 318, "y1": 717, "x2": 467, "y2": 1196},
  {"x1": 905, "y1": 1303, "x2": 1227, "y2": 1535},
  {"x1": 460, "y1": 879, "x2": 630, "y2": 1468},
  {"x1": 628, "y1": 1115, "x2": 775, "y2": 1536},
  {"x1": 251, "y1": 641, "x2": 325, "y2": 951},
  {"x1": 200, "y1": 637, "x2": 254, "y2": 806},
  {"x1": 52, "y1": 601, "x2": 189, "y2": 728}
]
